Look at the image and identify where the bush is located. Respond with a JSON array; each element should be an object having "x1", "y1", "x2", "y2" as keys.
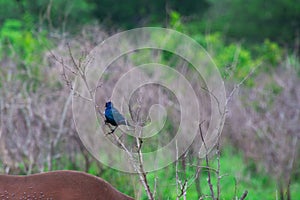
[{"x1": 0, "y1": 19, "x2": 50, "y2": 91}]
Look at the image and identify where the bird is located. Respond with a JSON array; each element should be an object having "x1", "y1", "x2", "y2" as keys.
[{"x1": 104, "y1": 101, "x2": 131, "y2": 133}]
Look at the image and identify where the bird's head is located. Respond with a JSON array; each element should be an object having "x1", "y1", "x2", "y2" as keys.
[{"x1": 105, "y1": 101, "x2": 112, "y2": 108}]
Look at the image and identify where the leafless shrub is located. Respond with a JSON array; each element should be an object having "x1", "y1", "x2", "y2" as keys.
[
  {"x1": 0, "y1": 60, "x2": 77, "y2": 174},
  {"x1": 228, "y1": 59, "x2": 300, "y2": 200},
  {"x1": 0, "y1": 26, "x2": 109, "y2": 175},
  {"x1": 0, "y1": 25, "x2": 253, "y2": 199}
]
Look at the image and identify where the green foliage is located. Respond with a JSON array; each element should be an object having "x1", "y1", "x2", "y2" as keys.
[
  {"x1": 41, "y1": 0, "x2": 95, "y2": 28},
  {"x1": 0, "y1": 0, "x2": 21, "y2": 23},
  {"x1": 17, "y1": 163, "x2": 27, "y2": 175},
  {"x1": 0, "y1": 0, "x2": 298, "y2": 48},
  {"x1": 0, "y1": 0, "x2": 95, "y2": 31},
  {"x1": 169, "y1": 11, "x2": 183, "y2": 32},
  {"x1": 254, "y1": 39, "x2": 283, "y2": 67},
  {"x1": 192, "y1": 32, "x2": 257, "y2": 84},
  {"x1": 88, "y1": 161, "x2": 101, "y2": 175},
  {"x1": 130, "y1": 28, "x2": 284, "y2": 88},
  {"x1": 0, "y1": 19, "x2": 23, "y2": 50},
  {"x1": 137, "y1": 145, "x2": 300, "y2": 199},
  {"x1": 287, "y1": 53, "x2": 300, "y2": 77},
  {"x1": 206, "y1": 0, "x2": 300, "y2": 45},
  {"x1": 91, "y1": 0, "x2": 209, "y2": 28},
  {"x1": 0, "y1": 19, "x2": 50, "y2": 91},
  {"x1": 0, "y1": 0, "x2": 204, "y2": 30}
]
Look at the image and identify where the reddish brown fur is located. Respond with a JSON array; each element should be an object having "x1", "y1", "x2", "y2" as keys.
[{"x1": 0, "y1": 170, "x2": 134, "y2": 200}]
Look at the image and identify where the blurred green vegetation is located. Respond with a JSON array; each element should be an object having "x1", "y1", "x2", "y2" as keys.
[
  {"x1": 0, "y1": 0, "x2": 298, "y2": 44},
  {"x1": 143, "y1": 146, "x2": 300, "y2": 200},
  {"x1": 205, "y1": 0, "x2": 300, "y2": 45},
  {"x1": 0, "y1": 18, "x2": 50, "y2": 91},
  {"x1": 0, "y1": 0, "x2": 95, "y2": 31}
]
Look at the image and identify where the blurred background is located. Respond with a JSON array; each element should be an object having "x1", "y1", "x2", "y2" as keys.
[{"x1": 0, "y1": 0, "x2": 299, "y2": 199}]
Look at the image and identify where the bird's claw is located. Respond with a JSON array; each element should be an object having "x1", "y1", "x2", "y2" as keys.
[{"x1": 107, "y1": 126, "x2": 117, "y2": 134}]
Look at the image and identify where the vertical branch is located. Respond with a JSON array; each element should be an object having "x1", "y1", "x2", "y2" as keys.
[
  {"x1": 45, "y1": 0, "x2": 54, "y2": 31},
  {"x1": 107, "y1": 127, "x2": 153, "y2": 200},
  {"x1": 233, "y1": 178, "x2": 237, "y2": 200},
  {"x1": 199, "y1": 123, "x2": 215, "y2": 200},
  {"x1": 182, "y1": 153, "x2": 188, "y2": 200},
  {"x1": 47, "y1": 141, "x2": 54, "y2": 171},
  {"x1": 216, "y1": 140, "x2": 221, "y2": 200},
  {"x1": 195, "y1": 158, "x2": 202, "y2": 198},
  {"x1": 136, "y1": 130, "x2": 154, "y2": 200},
  {"x1": 175, "y1": 140, "x2": 188, "y2": 200},
  {"x1": 153, "y1": 176, "x2": 158, "y2": 200},
  {"x1": 175, "y1": 140, "x2": 180, "y2": 200},
  {"x1": 239, "y1": 190, "x2": 248, "y2": 200}
]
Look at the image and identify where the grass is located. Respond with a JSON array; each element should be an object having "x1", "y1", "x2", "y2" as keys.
[
  {"x1": 1, "y1": 144, "x2": 298, "y2": 199},
  {"x1": 120, "y1": 145, "x2": 299, "y2": 199}
]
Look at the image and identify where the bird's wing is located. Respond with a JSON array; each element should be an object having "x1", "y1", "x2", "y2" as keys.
[{"x1": 111, "y1": 108, "x2": 126, "y2": 124}]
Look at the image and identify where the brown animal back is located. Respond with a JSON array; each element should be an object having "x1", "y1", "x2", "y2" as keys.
[{"x1": 0, "y1": 170, "x2": 134, "y2": 200}]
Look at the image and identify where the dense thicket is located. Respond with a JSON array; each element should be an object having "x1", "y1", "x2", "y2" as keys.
[
  {"x1": 0, "y1": 0, "x2": 299, "y2": 45},
  {"x1": 89, "y1": 0, "x2": 209, "y2": 28},
  {"x1": 206, "y1": 0, "x2": 300, "y2": 46}
]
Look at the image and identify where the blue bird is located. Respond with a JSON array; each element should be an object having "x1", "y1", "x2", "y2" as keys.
[{"x1": 104, "y1": 101, "x2": 130, "y2": 127}]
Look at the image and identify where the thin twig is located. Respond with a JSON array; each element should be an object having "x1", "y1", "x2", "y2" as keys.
[
  {"x1": 136, "y1": 129, "x2": 154, "y2": 200},
  {"x1": 176, "y1": 140, "x2": 180, "y2": 199},
  {"x1": 233, "y1": 178, "x2": 237, "y2": 200},
  {"x1": 199, "y1": 123, "x2": 215, "y2": 200},
  {"x1": 239, "y1": 190, "x2": 248, "y2": 200},
  {"x1": 54, "y1": 89, "x2": 73, "y2": 146},
  {"x1": 216, "y1": 140, "x2": 221, "y2": 200},
  {"x1": 175, "y1": 141, "x2": 188, "y2": 200},
  {"x1": 226, "y1": 64, "x2": 259, "y2": 106}
]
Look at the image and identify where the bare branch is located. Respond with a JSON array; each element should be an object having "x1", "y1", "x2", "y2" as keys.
[
  {"x1": 199, "y1": 123, "x2": 215, "y2": 200},
  {"x1": 239, "y1": 190, "x2": 248, "y2": 200}
]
